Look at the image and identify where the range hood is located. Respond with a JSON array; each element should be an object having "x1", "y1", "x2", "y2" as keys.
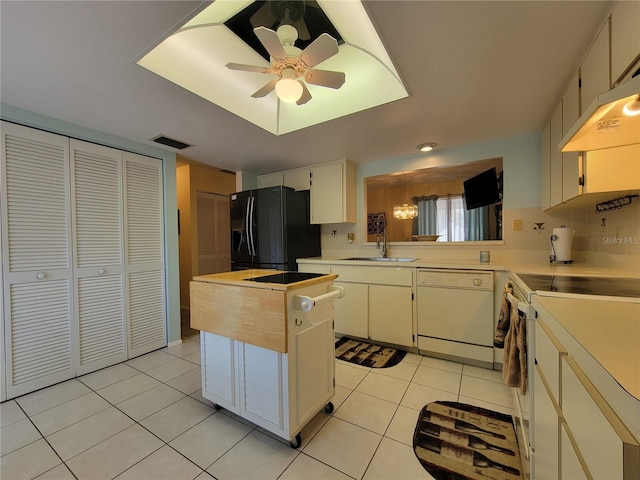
[{"x1": 559, "y1": 74, "x2": 640, "y2": 152}]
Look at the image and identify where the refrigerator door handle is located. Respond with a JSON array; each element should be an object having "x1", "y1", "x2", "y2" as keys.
[{"x1": 248, "y1": 196, "x2": 256, "y2": 257}]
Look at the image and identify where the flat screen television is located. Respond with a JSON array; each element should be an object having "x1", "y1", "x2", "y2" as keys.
[{"x1": 463, "y1": 167, "x2": 501, "y2": 210}]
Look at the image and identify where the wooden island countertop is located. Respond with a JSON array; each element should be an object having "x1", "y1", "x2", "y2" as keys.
[{"x1": 190, "y1": 270, "x2": 337, "y2": 353}]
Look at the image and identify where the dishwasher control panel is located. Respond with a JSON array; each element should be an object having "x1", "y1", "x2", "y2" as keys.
[{"x1": 417, "y1": 269, "x2": 493, "y2": 290}]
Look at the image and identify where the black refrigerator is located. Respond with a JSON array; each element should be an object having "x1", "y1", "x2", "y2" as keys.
[{"x1": 230, "y1": 186, "x2": 321, "y2": 271}]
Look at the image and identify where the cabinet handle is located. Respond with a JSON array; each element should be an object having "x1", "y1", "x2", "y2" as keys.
[
  {"x1": 36, "y1": 272, "x2": 46, "y2": 280},
  {"x1": 295, "y1": 318, "x2": 302, "y2": 326},
  {"x1": 98, "y1": 268, "x2": 106, "y2": 275}
]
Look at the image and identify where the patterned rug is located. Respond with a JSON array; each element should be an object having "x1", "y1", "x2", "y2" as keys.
[
  {"x1": 334, "y1": 337, "x2": 406, "y2": 368},
  {"x1": 413, "y1": 401, "x2": 522, "y2": 480}
]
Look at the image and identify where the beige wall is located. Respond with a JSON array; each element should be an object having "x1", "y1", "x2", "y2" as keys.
[{"x1": 177, "y1": 161, "x2": 236, "y2": 310}]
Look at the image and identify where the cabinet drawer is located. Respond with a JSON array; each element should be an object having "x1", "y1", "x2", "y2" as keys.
[
  {"x1": 535, "y1": 319, "x2": 567, "y2": 405},
  {"x1": 561, "y1": 420, "x2": 589, "y2": 480},
  {"x1": 561, "y1": 356, "x2": 640, "y2": 479},
  {"x1": 331, "y1": 265, "x2": 413, "y2": 286}
]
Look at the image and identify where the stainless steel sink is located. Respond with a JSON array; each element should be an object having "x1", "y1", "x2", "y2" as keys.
[{"x1": 341, "y1": 257, "x2": 417, "y2": 262}]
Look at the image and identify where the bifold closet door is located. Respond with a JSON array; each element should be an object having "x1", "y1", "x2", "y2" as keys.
[
  {"x1": 70, "y1": 140, "x2": 126, "y2": 375},
  {"x1": 1, "y1": 122, "x2": 75, "y2": 398},
  {"x1": 124, "y1": 152, "x2": 166, "y2": 358}
]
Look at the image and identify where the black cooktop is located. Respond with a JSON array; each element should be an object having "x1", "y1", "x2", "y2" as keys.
[
  {"x1": 244, "y1": 272, "x2": 326, "y2": 285},
  {"x1": 516, "y1": 274, "x2": 640, "y2": 298}
]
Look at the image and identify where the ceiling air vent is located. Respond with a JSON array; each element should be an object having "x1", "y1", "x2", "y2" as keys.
[{"x1": 151, "y1": 135, "x2": 191, "y2": 150}]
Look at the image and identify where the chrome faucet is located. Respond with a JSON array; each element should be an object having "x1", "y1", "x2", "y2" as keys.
[{"x1": 376, "y1": 230, "x2": 388, "y2": 258}]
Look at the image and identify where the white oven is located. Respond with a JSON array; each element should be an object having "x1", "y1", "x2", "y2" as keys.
[{"x1": 506, "y1": 274, "x2": 536, "y2": 480}]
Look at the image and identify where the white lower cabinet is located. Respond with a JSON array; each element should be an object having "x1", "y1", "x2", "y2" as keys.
[
  {"x1": 534, "y1": 302, "x2": 640, "y2": 480},
  {"x1": 333, "y1": 282, "x2": 368, "y2": 338},
  {"x1": 330, "y1": 266, "x2": 414, "y2": 347},
  {"x1": 560, "y1": 421, "x2": 589, "y2": 480},
  {"x1": 533, "y1": 365, "x2": 560, "y2": 480},
  {"x1": 369, "y1": 284, "x2": 413, "y2": 347},
  {"x1": 200, "y1": 305, "x2": 335, "y2": 443},
  {"x1": 562, "y1": 356, "x2": 639, "y2": 479}
]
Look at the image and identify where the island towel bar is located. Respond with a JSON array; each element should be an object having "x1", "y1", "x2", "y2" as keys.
[{"x1": 294, "y1": 285, "x2": 345, "y2": 312}]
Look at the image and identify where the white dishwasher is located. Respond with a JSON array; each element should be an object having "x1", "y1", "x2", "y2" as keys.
[{"x1": 417, "y1": 269, "x2": 494, "y2": 367}]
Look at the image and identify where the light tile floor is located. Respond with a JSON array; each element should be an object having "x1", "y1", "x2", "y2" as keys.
[{"x1": 1, "y1": 335, "x2": 517, "y2": 480}]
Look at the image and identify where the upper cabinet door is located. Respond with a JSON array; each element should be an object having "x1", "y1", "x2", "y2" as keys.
[
  {"x1": 580, "y1": 20, "x2": 610, "y2": 112},
  {"x1": 1, "y1": 121, "x2": 75, "y2": 398},
  {"x1": 70, "y1": 140, "x2": 126, "y2": 374},
  {"x1": 611, "y1": 1, "x2": 640, "y2": 83},
  {"x1": 310, "y1": 161, "x2": 355, "y2": 224}
]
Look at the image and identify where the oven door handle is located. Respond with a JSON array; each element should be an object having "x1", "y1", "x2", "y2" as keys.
[{"x1": 507, "y1": 291, "x2": 532, "y2": 315}]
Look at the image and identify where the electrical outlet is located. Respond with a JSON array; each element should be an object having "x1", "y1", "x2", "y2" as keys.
[{"x1": 513, "y1": 219, "x2": 523, "y2": 231}]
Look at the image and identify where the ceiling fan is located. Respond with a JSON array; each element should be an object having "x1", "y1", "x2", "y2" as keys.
[{"x1": 226, "y1": 22, "x2": 345, "y2": 105}]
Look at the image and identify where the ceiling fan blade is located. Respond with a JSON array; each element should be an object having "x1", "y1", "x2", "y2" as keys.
[
  {"x1": 306, "y1": 69, "x2": 345, "y2": 89},
  {"x1": 299, "y1": 33, "x2": 339, "y2": 68},
  {"x1": 296, "y1": 82, "x2": 312, "y2": 105},
  {"x1": 254, "y1": 26, "x2": 287, "y2": 62},
  {"x1": 249, "y1": 2, "x2": 277, "y2": 29},
  {"x1": 251, "y1": 80, "x2": 278, "y2": 98},
  {"x1": 226, "y1": 63, "x2": 271, "y2": 74},
  {"x1": 292, "y1": 18, "x2": 310, "y2": 41}
]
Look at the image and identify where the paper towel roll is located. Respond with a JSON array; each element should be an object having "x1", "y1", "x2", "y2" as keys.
[{"x1": 551, "y1": 226, "x2": 574, "y2": 262}]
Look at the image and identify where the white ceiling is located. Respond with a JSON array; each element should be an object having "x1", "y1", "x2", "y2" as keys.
[{"x1": 0, "y1": 1, "x2": 613, "y2": 175}]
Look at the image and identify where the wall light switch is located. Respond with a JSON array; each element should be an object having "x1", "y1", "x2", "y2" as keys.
[{"x1": 513, "y1": 219, "x2": 523, "y2": 231}]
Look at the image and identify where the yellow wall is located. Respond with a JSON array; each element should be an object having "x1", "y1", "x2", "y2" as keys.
[
  {"x1": 368, "y1": 180, "x2": 465, "y2": 241},
  {"x1": 177, "y1": 161, "x2": 236, "y2": 310}
]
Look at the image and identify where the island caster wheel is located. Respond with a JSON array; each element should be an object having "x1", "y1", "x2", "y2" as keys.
[
  {"x1": 290, "y1": 433, "x2": 302, "y2": 448},
  {"x1": 324, "y1": 402, "x2": 334, "y2": 413}
]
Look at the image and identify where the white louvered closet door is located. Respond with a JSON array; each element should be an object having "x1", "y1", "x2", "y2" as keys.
[
  {"x1": 196, "y1": 192, "x2": 231, "y2": 275},
  {"x1": 1, "y1": 122, "x2": 75, "y2": 398},
  {"x1": 70, "y1": 140, "x2": 126, "y2": 375},
  {"x1": 124, "y1": 152, "x2": 166, "y2": 358}
]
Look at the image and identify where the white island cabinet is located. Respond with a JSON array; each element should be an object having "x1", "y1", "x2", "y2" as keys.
[{"x1": 190, "y1": 270, "x2": 340, "y2": 446}]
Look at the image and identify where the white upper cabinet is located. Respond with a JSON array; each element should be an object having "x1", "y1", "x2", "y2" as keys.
[
  {"x1": 283, "y1": 167, "x2": 311, "y2": 191},
  {"x1": 611, "y1": 0, "x2": 640, "y2": 83},
  {"x1": 310, "y1": 160, "x2": 356, "y2": 224},
  {"x1": 580, "y1": 19, "x2": 610, "y2": 112},
  {"x1": 257, "y1": 172, "x2": 283, "y2": 189},
  {"x1": 1, "y1": 122, "x2": 75, "y2": 398},
  {"x1": 549, "y1": 103, "x2": 564, "y2": 207}
]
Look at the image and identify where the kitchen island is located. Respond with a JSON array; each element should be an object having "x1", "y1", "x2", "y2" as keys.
[{"x1": 190, "y1": 269, "x2": 340, "y2": 447}]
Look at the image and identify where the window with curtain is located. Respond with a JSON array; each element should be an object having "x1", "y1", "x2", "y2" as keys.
[{"x1": 413, "y1": 194, "x2": 490, "y2": 241}]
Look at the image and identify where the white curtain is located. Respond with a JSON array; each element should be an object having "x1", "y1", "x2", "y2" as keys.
[{"x1": 413, "y1": 195, "x2": 465, "y2": 241}]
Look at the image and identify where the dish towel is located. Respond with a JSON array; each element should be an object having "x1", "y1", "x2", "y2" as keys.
[
  {"x1": 502, "y1": 300, "x2": 527, "y2": 395},
  {"x1": 493, "y1": 283, "x2": 512, "y2": 348}
]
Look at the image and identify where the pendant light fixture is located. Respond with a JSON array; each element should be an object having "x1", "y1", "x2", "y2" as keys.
[{"x1": 393, "y1": 174, "x2": 418, "y2": 220}]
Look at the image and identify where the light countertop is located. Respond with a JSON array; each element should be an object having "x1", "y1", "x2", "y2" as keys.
[
  {"x1": 193, "y1": 269, "x2": 337, "y2": 291},
  {"x1": 532, "y1": 295, "x2": 640, "y2": 441},
  {"x1": 298, "y1": 256, "x2": 638, "y2": 278}
]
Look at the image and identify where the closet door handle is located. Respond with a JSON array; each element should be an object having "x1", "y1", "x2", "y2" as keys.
[
  {"x1": 98, "y1": 268, "x2": 106, "y2": 275},
  {"x1": 36, "y1": 272, "x2": 46, "y2": 280}
]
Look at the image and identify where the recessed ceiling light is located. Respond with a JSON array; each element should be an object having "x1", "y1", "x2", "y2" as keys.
[{"x1": 417, "y1": 142, "x2": 437, "y2": 152}]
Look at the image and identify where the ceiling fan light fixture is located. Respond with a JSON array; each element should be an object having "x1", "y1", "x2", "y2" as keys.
[
  {"x1": 393, "y1": 203, "x2": 418, "y2": 220},
  {"x1": 275, "y1": 68, "x2": 303, "y2": 103},
  {"x1": 623, "y1": 95, "x2": 640, "y2": 117},
  {"x1": 417, "y1": 142, "x2": 437, "y2": 152}
]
